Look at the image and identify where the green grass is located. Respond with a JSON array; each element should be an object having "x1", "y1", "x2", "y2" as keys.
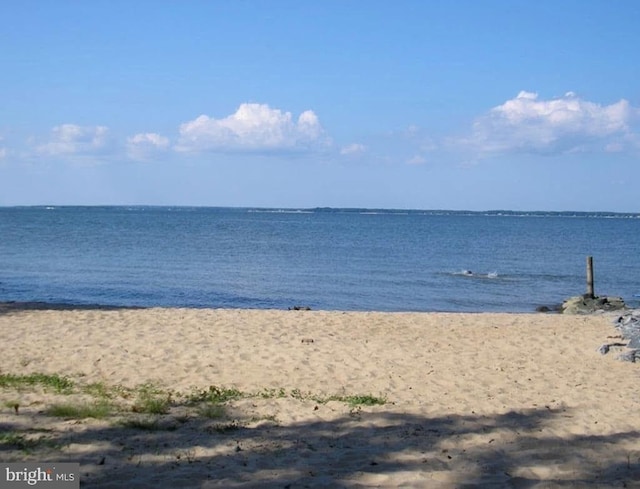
[
  {"x1": 249, "y1": 387, "x2": 388, "y2": 407},
  {"x1": 0, "y1": 373, "x2": 74, "y2": 393},
  {"x1": 186, "y1": 385, "x2": 243, "y2": 405},
  {"x1": 130, "y1": 383, "x2": 172, "y2": 414},
  {"x1": 257, "y1": 387, "x2": 287, "y2": 399},
  {"x1": 338, "y1": 394, "x2": 387, "y2": 407},
  {"x1": 132, "y1": 395, "x2": 170, "y2": 415},
  {"x1": 47, "y1": 400, "x2": 112, "y2": 419},
  {"x1": 0, "y1": 432, "x2": 56, "y2": 452},
  {"x1": 197, "y1": 403, "x2": 226, "y2": 419},
  {"x1": 0, "y1": 371, "x2": 387, "y2": 429},
  {"x1": 83, "y1": 381, "x2": 114, "y2": 399},
  {"x1": 265, "y1": 389, "x2": 387, "y2": 407}
]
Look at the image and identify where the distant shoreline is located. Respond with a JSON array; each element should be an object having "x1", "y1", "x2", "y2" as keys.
[{"x1": 1, "y1": 205, "x2": 639, "y2": 218}]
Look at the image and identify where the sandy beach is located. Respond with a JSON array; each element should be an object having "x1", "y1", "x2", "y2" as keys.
[{"x1": 1, "y1": 306, "x2": 639, "y2": 488}]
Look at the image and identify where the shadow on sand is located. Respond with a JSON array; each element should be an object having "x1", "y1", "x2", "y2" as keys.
[{"x1": 2, "y1": 403, "x2": 638, "y2": 488}]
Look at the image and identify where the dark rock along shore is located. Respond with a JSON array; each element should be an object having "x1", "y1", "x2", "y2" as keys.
[{"x1": 561, "y1": 295, "x2": 626, "y2": 315}]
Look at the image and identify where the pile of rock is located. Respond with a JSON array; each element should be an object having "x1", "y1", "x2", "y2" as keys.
[
  {"x1": 561, "y1": 295, "x2": 626, "y2": 314},
  {"x1": 606, "y1": 310, "x2": 640, "y2": 362},
  {"x1": 557, "y1": 295, "x2": 640, "y2": 363}
]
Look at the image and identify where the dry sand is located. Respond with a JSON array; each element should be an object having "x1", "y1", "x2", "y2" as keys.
[{"x1": 0, "y1": 307, "x2": 639, "y2": 488}]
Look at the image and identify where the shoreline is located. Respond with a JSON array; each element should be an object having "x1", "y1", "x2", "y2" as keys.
[
  {"x1": 1, "y1": 307, "x2": 638, "y2": 487},
  {"x1": 0, "y1": 300, "x2": 558, "y2": 315}
]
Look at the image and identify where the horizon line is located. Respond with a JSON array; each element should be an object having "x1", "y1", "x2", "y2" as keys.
[{"x1": 1, "y1": 204, "x2": 639, "y2": 216}]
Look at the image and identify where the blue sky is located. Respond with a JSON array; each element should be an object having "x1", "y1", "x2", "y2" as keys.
[{"x1": 1, "y1": 1, "x2": 639, "y2": 211}]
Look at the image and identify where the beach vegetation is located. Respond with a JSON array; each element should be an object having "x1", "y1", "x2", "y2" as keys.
[
  {"x1": 134, "y1": 382, "x2": 166, "y2": 398},
  {"x1": 130, "y1": 382, "x2": 172, "y2": 414},
  {"x1": 186, "y1": 385, "x2": 243, "y2": 405},
  {"x1": 83, "y1": 381, "x2": 116, "y2": 399},
  {"x1": 0, "y1": 373, "x2": 74, "y2": 394},
  {"x1": 132, "y1": 394, "x2": 171, "y2": 415},
  {"x1": 47, "y1": 400, "x2": 113, "y2": 419},
  {"x1": 197, "y1": 403, "x2": 226, "y2": 419},
  {"x1": 249, "y1": 387, "x2": 387, "y2": 407},
  {"x1": 0, "y1": 431, "x2": 57, "y2": 453},
  {"x1": 337, "y1": 394, "x2": 387, "y2": 407},
  {"x1": 290, "y1": 388, "x2": 305, "y2": 400},
  {"x1": 0, "y1": 370, "x2": 388, "y2": 441},
  {"x1": 257, "y1": 387, "x2": 287, "y2": 399}
]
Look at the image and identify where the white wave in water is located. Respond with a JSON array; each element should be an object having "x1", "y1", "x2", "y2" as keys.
[{"x1": 453, "y1": 270, "x2": 499, "y2": 279}]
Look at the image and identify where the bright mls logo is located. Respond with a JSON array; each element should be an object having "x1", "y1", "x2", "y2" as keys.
[{"x1": 1, "y1": 463, "x2": 79, "y2": 488}]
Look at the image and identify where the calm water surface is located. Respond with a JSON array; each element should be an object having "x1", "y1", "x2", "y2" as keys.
[{"x1": 0, "y1": 207, "x2": 638, "y2": 312}]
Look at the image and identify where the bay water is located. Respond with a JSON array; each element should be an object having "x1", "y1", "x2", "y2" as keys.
[{"x1": 1, "y1": 206, "x2": 638, "y2": 312}]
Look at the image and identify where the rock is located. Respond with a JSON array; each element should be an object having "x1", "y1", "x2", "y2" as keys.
[
  {"x1": 606, "y1": 309, "x2": 640, "y2": 362},
  {"x1": 597, "y1": 344, "x2": 610, "y2": 355},
  {"x1": 628, "y1": 336, "x2": 640, "y2": 349},
  {"x1": 536, "y1": 304, "x2": 561, "y2": 313},
  {"x1": 617, "y1": 350, "x2": 639, "y2": 363},
  {"x1": 289, "y1": 306, "x2": 311, "y2": 311},
  {"x1": 561, "y1": 295, "x2": 626, "y2": 314}
]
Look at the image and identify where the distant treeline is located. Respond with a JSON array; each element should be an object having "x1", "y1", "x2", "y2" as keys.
[
  {"x1": 5, "y1": 205, "x2": 639, "y2": 219},
  {"x1": 306, "y1": 207, "x2": 640, "y2": 218}
]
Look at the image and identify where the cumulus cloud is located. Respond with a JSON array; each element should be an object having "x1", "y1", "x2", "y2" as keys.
[
  {"x1": 340, "y1": 143, "x2": 366, "y2": 155},
  {"x1": 127, "y1": 132, "x2": 170, "y2": 161},
  {"x1": 37, "y1": 124, "x2": 111, "y2": 157},
  {"x1": 175, "y1": 103, "x2": 328, "y2": 153},
  {"x1": 467, "y1": 91, "x2": 638, "y2": 155}
]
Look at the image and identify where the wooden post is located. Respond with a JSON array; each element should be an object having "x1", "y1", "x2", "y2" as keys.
[{"x1": 586, "y1": 256, "x2": 595, "y2": 299}]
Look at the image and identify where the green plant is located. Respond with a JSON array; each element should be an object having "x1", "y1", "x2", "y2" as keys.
[
  {"x1": 47, "y1": 400, "x2": 112, "y2": 419},
  {"x1": 315, "y1": 393, "x2": 387, "y2": 406},
  {"x1": 131, "y1": 383, "x2": 171, "y2": 414},
  {"x1": 132, "y1": 395, "x2": 170, "y2": 415},
  {"x1": 83, "y1": 382, "x2": 114, "y2": 399},
  {"x1": 341, "y1": 394, "x2": 386, "y2": 407},
  {"x1": 258, "y1": 387, "x2": 287, "y2": 399},
  {"x1": 186, "y1": 385, "x2": 243, "y2": 405},
  {"x1": 0, "y1": 373, "x2": 74, "y2": 393},
  {"x1": 290, "y1": 388, "x2": 305, "y2": 400},
  {"x1": 197, "y1": 403, "x2": 226, "y2": 419},
  {"x1": 0, "y1": 432, "x2": 55, "y2": 452}
]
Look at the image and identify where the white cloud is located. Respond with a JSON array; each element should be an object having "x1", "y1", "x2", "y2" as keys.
[
  {"x1": 37, "y1": 124, "x2": 111, "y2": 157},
  {"x1": 127, "y1": 132, "x2": 170, "y2": 161},
  {"x1": 467, "y1": 91, "x2": 638, "y2": 155},
  {"x1": 340, "y1": 143, "x2": 366, "y2": 155},
  {"x1": 175, "y1": 103, "x2": 328, "y2": 153},
  {"x1": 406, "y1": 154, "x2": 427, "y2": 165}
]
